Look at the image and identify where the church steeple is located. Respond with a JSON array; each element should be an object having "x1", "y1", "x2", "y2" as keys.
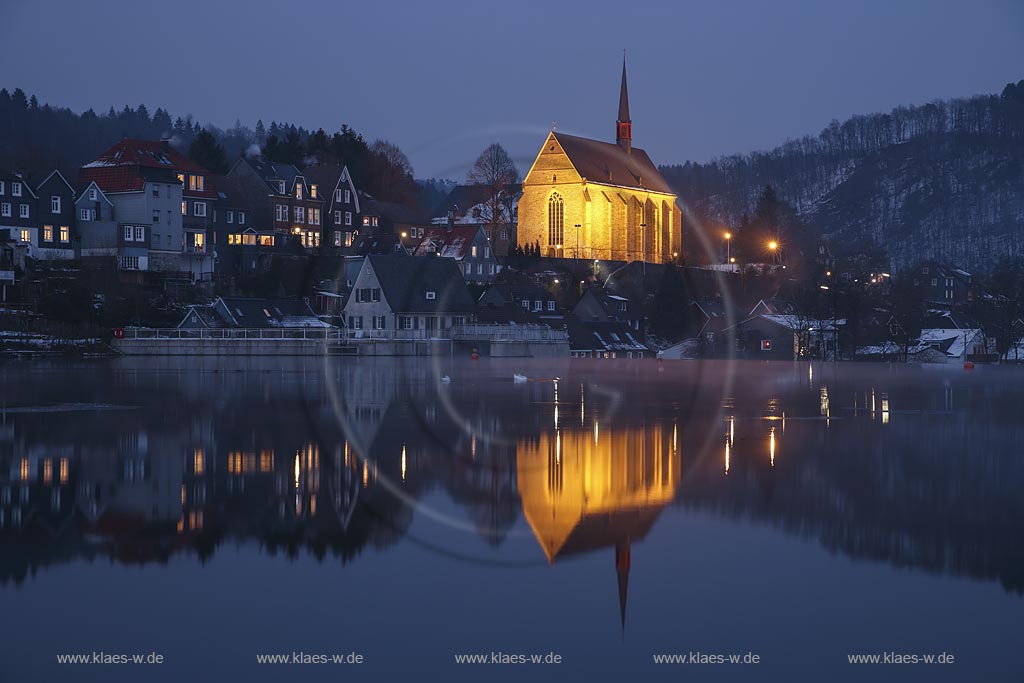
[{"x1": 616, "y1": 56, "x2": 632, "y2": 154}]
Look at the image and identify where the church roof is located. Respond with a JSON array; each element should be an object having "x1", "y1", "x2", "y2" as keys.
[{"x1": 551, "y1": 132, "x2": 674, "y2": 195}]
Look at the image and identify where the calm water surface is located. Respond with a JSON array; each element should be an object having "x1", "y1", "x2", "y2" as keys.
[{"x1": 1, "y1": 357, "x2": 1021, "y2": 682}]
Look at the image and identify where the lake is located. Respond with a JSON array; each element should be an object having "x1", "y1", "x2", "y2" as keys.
[{"x1": 1, "y1": 357, "x2": 1021, "y2": 682}]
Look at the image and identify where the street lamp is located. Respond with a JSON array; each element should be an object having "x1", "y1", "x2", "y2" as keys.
[{"x1": 724, "y1": 232, "x2": 732, "y2": 264}]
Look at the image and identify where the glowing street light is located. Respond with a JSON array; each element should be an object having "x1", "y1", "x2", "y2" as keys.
[
  {"x1": 724, "y1": 231, "x2": 732, "y2": 263},
  {"x1": 768, "y1": 240, "x2": 778, "y2": 251}
]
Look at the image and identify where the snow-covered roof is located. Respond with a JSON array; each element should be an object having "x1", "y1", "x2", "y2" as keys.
[
  {"x1": 918, "y1": 328, "x2": 985, "y2": 357},
  {"x1": 760, "y1": 314, "x2": 844, "y2": 331}
]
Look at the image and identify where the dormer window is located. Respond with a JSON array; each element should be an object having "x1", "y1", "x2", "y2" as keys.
[
  {"x1": 278, "y1": 180, "x2": 286, "y2": 193},
  {"x1": 12, "y1": 182, "x2": 22, "y2": 197},
  {"x1": 310, "y1": 184, "x2": 318, "y2": 199},
  {"x1": 426, "y1": 291, "x2": 436, "y2": 300},
  {"x1": 189, "y1": 175, "x2": 204, "y2": 192},
  {"x1": 296, "y1": 184, "x2": 303, "y2": 200}
]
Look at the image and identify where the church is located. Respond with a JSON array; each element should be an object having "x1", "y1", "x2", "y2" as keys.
[{"x1": 517, "y1": 60, "x2": 682, "y2": 264}]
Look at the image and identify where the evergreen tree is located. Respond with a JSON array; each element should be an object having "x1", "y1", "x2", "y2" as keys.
[{"x1": 188, "y1": 129, "x2": 228, "y2": 173}]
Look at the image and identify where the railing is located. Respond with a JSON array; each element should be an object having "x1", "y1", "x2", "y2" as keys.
[
  {"x1": 117, "y1": 324, "x2": 569, "y2": 344},
  {"x1": 453, "y1": 324, "x2": 568, "y2": 342},
  {"x1": 120, "y1": 327, "x2": 346, "y2": 340}
]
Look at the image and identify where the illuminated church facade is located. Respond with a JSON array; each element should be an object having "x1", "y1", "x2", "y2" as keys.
[{"x1": 517, "y1": 60, "x2": 682, "y2": 264}]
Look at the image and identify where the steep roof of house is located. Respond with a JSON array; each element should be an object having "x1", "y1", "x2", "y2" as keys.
[
  {"x1": 412, "y1": 226, "x2": 483, "y2": 259},
  {"x1": 78, "y1": 164, "x2": 179, "y2": 194},
  {"x1": 80, "y1": 139, "x2": 217, "y2": 196},
  {"x1": 82, "y1": 138, "x2": 208, "y2": 172},
  {"x1": 240, "y1": 158, "x2": 304, "y2": 191},
  {"x1": 300, "y1": 164, "x2": 349, "y2": 192},
  {"x1": 361, "y1": 196, "x2": 426, "y2": 225},
  {"x1": 0, "y1": 170, "x2": 39, "y2": 197},
  {"x1": 565, "y1": 316, "x2": 648, "y2": 353},
  {"x1": 216, "y1": 297, "x2": 329, "y2": 328},
  {"x1": 550, "y1": 132, "x2": 673, "y2": 195},
  {"x1": 346, "y1": 233, "x2": 406, "y2": 256},
  {"x1": 367, "y1": 254, "x2": 475, "y2": 313}
]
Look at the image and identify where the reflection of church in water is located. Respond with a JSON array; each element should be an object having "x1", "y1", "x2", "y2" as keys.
[{"x1": 516, "y1": 418, "x2": 680, "y2": 627}]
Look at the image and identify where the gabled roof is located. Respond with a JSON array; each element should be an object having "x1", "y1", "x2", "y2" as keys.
[
  {"x1": 363, "y1": 255, "x2": 475, "y2": 313},
  {"x1": 548, "y1": 132, "x2": 673, "y2": 195},
  {"x1": 74, "y1": 180, "x2": 113, "y2": 206},
  {"x1": 412, "y1": 226, "x2": 485, "y2": 260},
  {"x1": 346, "y1": 233, "x2": 407, "y2": 256},
  {"x1": 37, "y1": 169, "x2": 75, "y2": 195},
  {"x1": 0, "y1": 170, "x2": 39, "y2": 198}
]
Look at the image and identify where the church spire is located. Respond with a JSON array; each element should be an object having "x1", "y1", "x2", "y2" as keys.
[{"x1": 616, "y1": 55, "x2": 632, "y2": 154}]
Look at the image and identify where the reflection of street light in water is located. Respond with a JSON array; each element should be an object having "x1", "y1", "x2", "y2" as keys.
[{"x1": 769, "y1": 427, "x2": 776, "y2": 467}]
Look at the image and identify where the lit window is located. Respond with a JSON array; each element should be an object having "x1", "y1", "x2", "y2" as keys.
[
  {"x1": 181, "y1": 201, "x2": 187, "y2": 215},
  {"x1": 177, "y1": 173, "x2": 185, "y2": 185},
  {"x1": 60, "y1": 226, "x2": 69, "y2": 243},
  {"x1": 43, "y1": 225, "x2": 53, "y2": 241},
  {"x1": 344, "y1": 232, "x2": 353, "y2": 247},
  {"x1": 243, "y1": 233, "x2": 256, "y2": 246},
  {"x1": 310, "y1": 184, "x2": 318, "y2": 199},
  {"x1": 362, "y1": 216, "x2": 370, "y2": 227},
  {"x1": 258, "y1": 234, "x2": 273, "y2": 246},
  {"x1": 189, "y1": 175, "x2": 204, "y2": 192},
  {"x1": 19, "y1": 229, "x2": 29, "y2": 242},
  {"x1": 760, "y1": 339, "x2": 772, "y2": 351},
  {"x1": 471, "y1": 245, "x2": 478, "y2": 257},
  {"x1": 296, "y1": 184, "x2": 303, "y2": 200},
  {"x1": 51, "y1": 196, "x2": 61, "y2": 213},
  {"x1": 548, "y1": 192, "x2": 564, "y2": 246},
  {"x1": 333, "y1": 231, "x2": 342, "y2": 247}
]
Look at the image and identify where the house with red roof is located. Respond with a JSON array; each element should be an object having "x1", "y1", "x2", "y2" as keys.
[
  {"x1": 79, "y1": 139, "x2": 215, "y2": 279},
  {"x1": 411, "y1": 225, "x2": 498, "y2": 284}
]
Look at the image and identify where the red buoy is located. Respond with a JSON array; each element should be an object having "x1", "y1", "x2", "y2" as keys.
[{"x1": 963, "y1": 361, "x2": 975, "y2": 371}]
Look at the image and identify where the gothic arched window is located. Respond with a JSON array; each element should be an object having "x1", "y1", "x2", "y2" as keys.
[{"x1": 547, "y1": 193, "x2": 564, "y2": 246}]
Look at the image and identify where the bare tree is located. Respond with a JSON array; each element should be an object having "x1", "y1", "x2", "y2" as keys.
[
  {"x1": 466, "y1": 143, "x2": 520, "y2": 224},
  {"x1": 367, "y1": 139, "x2": 418, "y2": 208}
]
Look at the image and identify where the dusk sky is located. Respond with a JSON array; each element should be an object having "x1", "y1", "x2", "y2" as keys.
[{"x1": 2, "y1": 0, "x2": 1022, "y2": 179}]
